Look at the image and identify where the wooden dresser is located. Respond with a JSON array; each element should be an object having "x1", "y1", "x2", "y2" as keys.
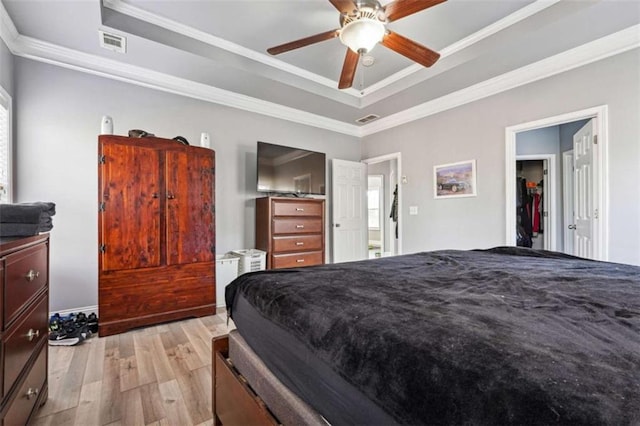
[
  {"x1": 98, "y1": 135, "x2": 216, "y2": 336},
  {"x1": 0, "y1": 234, "x2": 49, "y2": 425},
  {"x1": 255, "y1": 197, "x2": 325, "y2": 269}
]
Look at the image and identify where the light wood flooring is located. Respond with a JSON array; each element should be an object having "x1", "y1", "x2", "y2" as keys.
[{"x1": 33, "y1": 312, "x2": 234, "y2": 426}]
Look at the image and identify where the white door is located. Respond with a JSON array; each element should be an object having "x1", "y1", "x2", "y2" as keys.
[
  {"x1": 331, "y1": 159, "x2": 367, "y2": 263},
  {"x1": 573, "y1": 119, "x2": 597, "y2": 259},
  {"x1": 562, "y1": 150, "x2": 575, "y2": 255}
]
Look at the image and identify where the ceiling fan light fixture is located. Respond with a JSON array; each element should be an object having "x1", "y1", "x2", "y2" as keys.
[{"x1": 339, "y1": 18, "x2": 385, "y2": 54}]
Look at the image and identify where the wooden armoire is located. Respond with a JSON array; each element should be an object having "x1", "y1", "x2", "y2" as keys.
[{"x1": 98, "y1": 135, "x2": 215, "y2": 336}]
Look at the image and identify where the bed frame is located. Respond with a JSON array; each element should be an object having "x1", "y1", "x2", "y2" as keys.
[{"x1": 212, "y1": 335, "x2": 279, "y2": 426}]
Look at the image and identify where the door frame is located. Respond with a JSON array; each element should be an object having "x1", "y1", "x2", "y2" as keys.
[
  {"x1": 515, "y1": 155, "x2": 555, "y2": 251},
  {"x1": 362, "y1": 152, "x2": 403, "y2": 255},
  {"x1": 562, "y1": 150, "x2": 574, "y2": 255},
  {"x1": 504, "y1": 105, "x2": 609, "y2": 260}
]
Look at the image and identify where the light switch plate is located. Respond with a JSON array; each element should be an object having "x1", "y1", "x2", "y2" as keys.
[{"x1": 409, "y1": 206, "x2": 418, "y2": 215}]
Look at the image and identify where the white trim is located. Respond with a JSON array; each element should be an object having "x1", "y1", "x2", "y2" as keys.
[
  {"x1": 0, "y1": 4, "x2": 635, "y2": 139},
  {"x1": 0, "y1": 85, "x2": 12, "y2": 203},
  {"x1": 362, "y1": 0, "x2": 561, "y2": 97},
  {"x1": 562, "y1": 150, "x2": 574, "y2": 255},
  {"x1": 10, "y1": 35, "x2": 361, "y2": 137},
  {"x1": 103, "y1": 0, "x2": 363, "y2": 98},
  {"x1": 515, "y1": 154, "x2": 556, "y2": 251},
  {"x1": 505, "y1": 105, "x2": 608, "y2": 260},
  {"x1": 50, "y1": 305, "x2": 99, "y2": 318},
  {"x1": 362, "y1": 152, "x2": 402, "y2": 255},
  {"x1": 361, "y1": 25, "x2": 639, "y2": 136},
  {"x1": 105, "y1": 0, "x2": 559, "y2": 101}
]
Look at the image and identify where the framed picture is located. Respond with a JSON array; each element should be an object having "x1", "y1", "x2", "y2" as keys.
[{"x1": 434, "y1": 160, "x2": 477, "y2": 199}]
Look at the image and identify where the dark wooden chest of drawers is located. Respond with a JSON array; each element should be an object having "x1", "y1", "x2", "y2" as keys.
[
  {"x1": 0, "y1": 234, "x2": 49, "y2": 425},
  {"x1": 255, "y1": 197, "x2": 325, "y2": 270}
]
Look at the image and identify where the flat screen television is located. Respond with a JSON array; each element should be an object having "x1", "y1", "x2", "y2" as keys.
[{"x1": 257, "y1": 141, "x2": 326, "y2": 196}]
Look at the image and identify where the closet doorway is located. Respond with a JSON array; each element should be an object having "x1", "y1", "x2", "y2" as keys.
[
  {"x1": 362, "y1": 153, "x2": 402, "y2": 258},
  {"x1": 505, "y1": 105, "x2": 609, "y2": 260},
  {"x1": 515, "y1": 156, "x2": 554, "y2": 250}
]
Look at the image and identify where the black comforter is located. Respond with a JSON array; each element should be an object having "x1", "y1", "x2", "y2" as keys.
[{"x1": 226, "y1": 247, "x2": 640, "y2": 425}]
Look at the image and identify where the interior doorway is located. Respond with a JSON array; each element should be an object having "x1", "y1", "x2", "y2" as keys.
[
  {"x1": 505, "y1": 106, "x2": 609, "y2": 260},
  {"x1": 515, "y1": 157, "x2": 553, "y2": 250},
  {"x1": 362, "y1": 153, "x2": 402, "y2": 258}
]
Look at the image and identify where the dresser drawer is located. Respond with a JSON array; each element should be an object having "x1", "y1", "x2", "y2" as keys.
[
  {"x1": 3, "y1": 344, "x2": 47, "y2": 426},
  {"x1": 272, "y1": 218, "x2": 322, "y2": 235},
  {"x1": 272, "y1": 251, "x2": 323, "y2": 269},
  {"x1": 4, "y1": 243, "x2": 48, "y2": 327},
  {"x1": 272, "y1": 200, "x2": 323, "y2": 217},
  {"x1": 3, "y1": 295, "x2": 48, "y2": 397},
  {"x1": 272, "y1": 235, "x2": 323, "y2": 253}
]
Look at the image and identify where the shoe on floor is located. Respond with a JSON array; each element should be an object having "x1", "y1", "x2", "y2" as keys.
[{"x1": 48, "y1": 325, "x2": 85, "y2": 346}]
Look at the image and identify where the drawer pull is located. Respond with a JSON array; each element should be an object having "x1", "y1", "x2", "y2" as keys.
[
  {"x1": 296, "y1": 225, "x2": 304, "y2": 229},
  {"x1": 25, "y1": 388, "x2": 39, "y2": 400},
  {"x1": 25, "y1": 269, "x2": 40, "y2": 282},
  {"x1": 296, "y1": 259, "x2": 305, "y2": 263},
  {"x1": 26, "y1": 329, "x2": 40, "y2": 341},
  {"x1": 296, "y1": 208, "x2": 304, "y2": 211},
  {"x1": 295, "y1": 242, "x2": 304, "y2": 246}
]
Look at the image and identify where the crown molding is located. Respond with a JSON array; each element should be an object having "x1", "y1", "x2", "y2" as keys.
[
  {"x1": 104, "y1": 0, "x2": 560, "y2": 103},
  {"x1": 9, "y1": 33, "x2": 361, "y2": 136},
  {"x1": 361, "y1": 0, "x2": 561, "y2": 99},
  {"x1": 103, "y1": 0, "x2": 363, "y2": 99},
  {"x1": 360, "y1": 25, "x2": 640, "y2": 136},
  {"x1": 1, "y1": 2, "x2": 637, "y2": 139}
]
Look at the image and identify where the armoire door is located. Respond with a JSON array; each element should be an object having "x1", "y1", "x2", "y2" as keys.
[
  {"x1": 99, "y1": 142, "x2": 162, "y2": 271},
  {"x1": 165, "y1": 148, "x2": 215, "y2": 265}
]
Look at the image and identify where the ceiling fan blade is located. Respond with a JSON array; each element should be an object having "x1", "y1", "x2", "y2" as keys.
[
  {"x1": 384, "y1": 0, "x2": 446, "y2": 23},
  {"x1": 381, "y1": 31, "x2": 440, "y2": 67},
  {"x1": 267, "y1": 29, "x2": 340, "y2": 55},
  {"x1": 338, "y1": 49, "x2": 359, "y2": 89},
  {"x1": 328, "y1": 0, "x2": 357, "y2": 15}
]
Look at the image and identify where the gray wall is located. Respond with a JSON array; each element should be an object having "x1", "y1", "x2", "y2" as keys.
[
  {"x1": 362, "y1": 48, "x2": 640, "y2": 266},
  {"x1": 14, "y1": 58, "x2": 360, "y2": 312}
]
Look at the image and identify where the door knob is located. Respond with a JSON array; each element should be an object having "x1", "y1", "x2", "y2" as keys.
[
  {"x1": 568, "y1": 224, "x2": 576, "y2": 230},
  {"x1": 335, "y1": 223, "x2": 341, "y2": 228}
]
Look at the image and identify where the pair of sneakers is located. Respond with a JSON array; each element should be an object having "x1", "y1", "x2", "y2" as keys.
[{"x1": 48, "y1": 312, "x2": 99, "y2": 346}]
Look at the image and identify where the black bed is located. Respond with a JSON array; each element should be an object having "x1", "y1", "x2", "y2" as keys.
[{"x1": 225, "y1": 247, "x2": 640, "y2": 425}]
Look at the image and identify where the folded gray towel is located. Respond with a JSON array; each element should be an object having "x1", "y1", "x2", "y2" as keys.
[
  {"x1": 0, "y1": 202, "x2": 56, "y2": 224},
  {"x1": 0, "y1": 223, "x2": 40, "y2": 237}
]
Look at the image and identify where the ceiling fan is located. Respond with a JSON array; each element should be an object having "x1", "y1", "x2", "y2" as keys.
[{"x1": 267, "y1": 0, "x2": 446, "y2": 89}]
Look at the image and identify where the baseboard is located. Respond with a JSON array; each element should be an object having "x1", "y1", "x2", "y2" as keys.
[
  {"x1": 49, "y1": 305, "x2": 98, "y2": 318},
  {"x1": 50, "y1": 304, "x2": 225, "y2": 318}
]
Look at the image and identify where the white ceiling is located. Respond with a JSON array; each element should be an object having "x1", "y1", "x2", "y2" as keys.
[{"x1": 2, "y1": 0, "x2": 640, "y2": 134}]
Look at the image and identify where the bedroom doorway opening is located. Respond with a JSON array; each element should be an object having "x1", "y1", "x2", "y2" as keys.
[
  {"x1": 505, "y1": 106, "x2": 609, "y2": 260},
  {"x1": 362, "y1": 153, "x2": 402, "y2": 258}
]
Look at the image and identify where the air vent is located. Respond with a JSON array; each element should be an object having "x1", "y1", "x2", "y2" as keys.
[
  {"x1": 355, "y1": 114, "x2": 380, "y2": 124},
  {"x1": 99, "y1": 30, "x2": 126, "y2": 53}
]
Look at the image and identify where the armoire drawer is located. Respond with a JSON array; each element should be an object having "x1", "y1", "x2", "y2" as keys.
[
  {"x1": 3, "y1": 344, "x2": 47, "y2": 426},
  {"x1": 4, "y1": 243, "x2": 48, "y2": 328},
  {"x1": 271, "y1": 251, "x2": 323, "y2": 269},
  {"x1": 272, "y1": 218, "x2": 322, "y2": 235},
  {"x1": 3, "y1": 295, "x2": 48, "y2": 397},
  {"x1": 272, "y1": 201, "x2": 323, "y2": 217},
  {"x1": 272, "y1": 235, "x2": 323, "y2": 253}
]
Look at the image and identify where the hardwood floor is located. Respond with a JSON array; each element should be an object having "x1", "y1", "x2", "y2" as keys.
[{"x1": 33, "y1": 312, "x2": 234, "y2": 426}]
